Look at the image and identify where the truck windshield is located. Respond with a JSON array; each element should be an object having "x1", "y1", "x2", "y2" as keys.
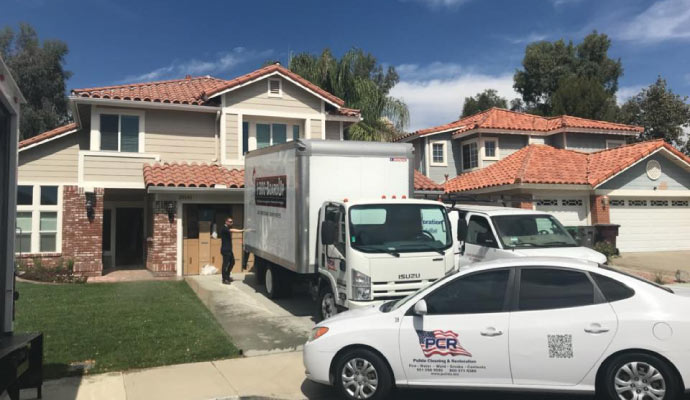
[
  {"x1": 349, "y1": 204, "x2": 452, "y2": 254},
  {"x1": 492, "y1": 214, "x2": 578, "y2": 249}
]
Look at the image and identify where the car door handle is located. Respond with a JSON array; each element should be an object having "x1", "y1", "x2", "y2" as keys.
[
  {"x1": 480, "y1": 328, "x2": 503, "y2": 337},
  {"x1": 584, "y1": 323, "x2": 610, "y2": 334}
]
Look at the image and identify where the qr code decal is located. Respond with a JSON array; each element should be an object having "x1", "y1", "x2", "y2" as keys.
[{"x1": 547, "y1": 334, "x2": 573, "y2": 359}]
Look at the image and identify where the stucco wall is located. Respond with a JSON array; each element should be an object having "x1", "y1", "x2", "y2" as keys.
[{"x1": 598, "y1": 153, "x2": 690, "y2": 190}]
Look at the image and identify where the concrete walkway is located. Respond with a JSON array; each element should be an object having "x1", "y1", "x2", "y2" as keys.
[
  {"x1": 186, "y1": 273, "x2": 315, "y2": 356},
  {"x1": 4, "y1": 352, "x2": 332, "y2": 400},
  {"x1": 612, "y1": 251, "x2": 690, "y2": 281}
]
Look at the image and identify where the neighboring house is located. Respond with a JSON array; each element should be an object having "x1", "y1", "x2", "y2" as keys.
[
  {"x1": 15, "y1": 63, "x2": 437, "y2": 276},
  {"x1": 403, "y1": 108, "x2": 690, "y2": 253}
]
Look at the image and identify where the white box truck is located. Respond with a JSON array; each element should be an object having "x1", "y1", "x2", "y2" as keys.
[{"x1": 244, "y1": 139, "x2": 455, "y2": 320}]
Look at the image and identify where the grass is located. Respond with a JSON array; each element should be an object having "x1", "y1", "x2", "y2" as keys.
[{"x1": 15, "y1": 280, "x2": 239, "y2": 379}]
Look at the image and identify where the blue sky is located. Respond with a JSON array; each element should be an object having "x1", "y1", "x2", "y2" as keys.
[{"x1": 3, "y1": 0, "x2": 690, "y2": 130}]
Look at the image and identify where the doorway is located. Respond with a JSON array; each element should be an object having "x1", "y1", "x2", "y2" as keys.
[{"x1": 115, "y1": 208, "x2": 144, "y2": 267}]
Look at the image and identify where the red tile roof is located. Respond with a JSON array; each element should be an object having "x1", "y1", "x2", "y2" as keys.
[
  {"x1": 18, "y1": 122, "x2": 78, "y2": 149},
  {"x1": 143, "y1": 162, "x2": 244, "y2": 188},
  {"x1": 407, "y1": 108, "x2": 643, "y2": 139},
  {"x1": 330, "y1": 107, "x2": 361, "y2": 117},
  {"x1": 414, "y1": 170, "x2": 444, "y2": 192},
  {"x1": 202, "y1": 64, "x2": 345, "y2": 106},
  {"x1": 444, "y1": 140, "x2": 687, "y2": 193},
  {"x1": 72, "y1": 76, "x2": 228, "y2": 105}
]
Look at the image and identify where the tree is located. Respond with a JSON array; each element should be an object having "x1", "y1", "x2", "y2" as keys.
[
  {"x1": 460, "y1": 89, "x2": 508, "y2": 117},
  {"x1": 620, "y1": 77, "x2": 690, "y2": 148},
  {"x1": 1, "y1": 23, "x2": 72, "y2": 139},
  {"x1": 288, "y1": 48, "x2": 409, "y2": 141},
  {"x1": 513, "y1": 31, "x2": 622, "y2": 117},
  {"x1": 551, "y1": 76, "x2": 619, "y2": 121}
]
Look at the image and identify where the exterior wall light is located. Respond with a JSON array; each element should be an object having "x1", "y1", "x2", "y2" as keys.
[
  {"x1": 601, "y1": 195, "x2": 609, "y2": 210},
  {"x1": 166, "y1": 202, "x2": 176, "y2": 223},
  {"x1": 85, "y1": 192, "x2": 95, "y2": 221}
]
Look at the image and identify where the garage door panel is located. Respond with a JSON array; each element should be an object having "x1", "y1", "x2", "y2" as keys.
[
  {"x1": 611, "y1": 198, "x2": 690, "y2": 252},
  {"x1": 535, "y1": 196, "x2": 588, "y2": 227}
]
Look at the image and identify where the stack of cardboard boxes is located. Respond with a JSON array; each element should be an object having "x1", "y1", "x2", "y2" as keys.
[{"x1": 183, "y1": 222, "x2": 252, "y2": 275}]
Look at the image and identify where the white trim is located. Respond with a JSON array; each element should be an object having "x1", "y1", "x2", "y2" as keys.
[
  {"x1": 224, "y1": 106, "x2": 319, "y2": 120},
  {"x1": 606, "y1": 139, "x2": 625, "y2": 149},
  {"x1": 18, "y1": 128, "x2": 78, "y2": 152},
  {"x1": 305, "y1": 118, "x2": 311, "y2": 139},
  {"x1": 207, "y1": 70, "x2": 342, "y2": 108},
  {"x1": 321, "y1": 101, "x2": 326, "y2": 140},
  {"x1": 236, "y1": 113, "x2": 243, "y2": 162},
  {"x1": 454, "y1": 183, "x2": 592, "y2": 195},
  {"x1": 339, "y1": 121, "x2": 344, "y2": 141},
  {"x1": 595, "y1": 189, "x2": 690, "y2": 197},
  {"x1": 82, "y1": 181, "x2": 146, "y2": 189},
  {"x1": 482, "y1": 137, "x2": 499, "y2": 160},
  {"x1": 220, "y1": 96, "x2": 227, "y2": 164},
  {"x1": 176, "y1": 201, "x2": 183, "y2": 276},
  {"x1": 424, "y1": 136, "x2": 430, "y2": 175},
  {"x1": 80, "y1": 150, "x2": 160, "y2": 160},
  {"x1": 452, "y1": 127, "x2": 640, "y2": 140},
  {"x1": 429, "y1": 140, "x2": 448, "y2": 167},
  {"x1": 267, "y1": 78, "x2": 282, "y2": 97},
  {"x1": 70, "y1": 96, "x2": 220, "y2": 113}
]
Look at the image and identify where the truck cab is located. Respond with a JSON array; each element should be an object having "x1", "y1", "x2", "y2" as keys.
[
  {"x1": 448, "y1": 205, "x2": 607, "y2": 268},
  {"x1": 317, "y1": 199, "x2": 455, "y2": 318}
]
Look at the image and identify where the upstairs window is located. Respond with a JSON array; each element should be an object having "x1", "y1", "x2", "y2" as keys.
[
  {"x1": 462, "y1": 141, "x2": 478, "y2": 170},
  {"x1": 606, "y1": 139, "x2": 625, "y2": 149},
  {"x1": 268, "y1": 79, "x2": 282, "y2": 97},
  {"x1": 100, "y1": 114, "x2": 140, "y2": 152},
  {"x1": 484, "y1": 138, "x2": 498, "y2": 160},
  {"x1": 256, "y1": 123, "x2": 288, "y2": 149},
  {"x1": 430, "y1": 141, "x2": 446, "y2": 166}
]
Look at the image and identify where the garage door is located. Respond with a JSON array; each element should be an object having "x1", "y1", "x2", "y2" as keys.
[
  {"x1": 610, "y1": 198, "x2": 690, "y2": 252},
  {"x1": 534, "y1": 196, "x2": 589, "y2": 226}
]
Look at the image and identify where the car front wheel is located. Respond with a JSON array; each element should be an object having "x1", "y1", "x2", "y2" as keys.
[
  {"x1": 600, "y1": 352, "x2": 681, "y2": 400},
  {"x1": 334, "y1": 348, "x2": 392, "y2": 400}
]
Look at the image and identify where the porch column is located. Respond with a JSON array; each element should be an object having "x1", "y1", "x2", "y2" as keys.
[
  {"x1": 146, "y1": 200, "x2": 177, "y2": 276},
  {"x1": 590, "y1": 195, "x2": 610, "y2": 224},
  {"x1": 62, "y1": 186, "x2": 104, "y2": 276}
]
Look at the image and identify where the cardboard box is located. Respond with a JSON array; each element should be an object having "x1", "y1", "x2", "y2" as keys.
[
  {"x1": 210, "y1": 238, "x2": 222, "y2": 268},
  {"x1": 198, "y1": 221, "x2": 211, "y2": 266},
  {"x1": 183, "y1": 239, "x2": 199, "y2": 275}
]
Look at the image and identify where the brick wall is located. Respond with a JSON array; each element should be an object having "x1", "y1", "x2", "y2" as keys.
[
  {"x1": 146, "y1": 201, "x2": 177, "y2": 276},
  {"x1": 590, "y1": 195, "x2": 610, "y2": 224},
  {"x1": 511, "y1": 195, "x2": 534, "y2": 210},
  {"x1": 62, "y1": 186, "x2": 104, "y2": 276}
]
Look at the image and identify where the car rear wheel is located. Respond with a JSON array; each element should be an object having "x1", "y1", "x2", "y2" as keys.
[
  {"x1": 599, "y1": 352, "x2": 681, "y2": 400},
  {"x1": 334, "y1": 348, "x2": 392, "y2": 400}
]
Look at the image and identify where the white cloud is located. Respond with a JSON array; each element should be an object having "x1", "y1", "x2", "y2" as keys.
[
  {"x1": 390, "y1": 63, "x2": 519, "y2": 132},
  {"x1": 121, "y1": 47, "x2": 274, "y2": 83},
  {"x1": 402, "y1": 0, "x2": 471, "y2": 9},
  {"x1": 616, "y1": 85, "x2": 644, "y2": 105},
  {"x1": 616, "y1": 0, "x2": 690, "y2": 43},
  {"x1": 548, "y1": 0, "x2": 584, "y2": 7},
  {"x1": 504, "y1": 32, "x2": 549, "y2": 45}
]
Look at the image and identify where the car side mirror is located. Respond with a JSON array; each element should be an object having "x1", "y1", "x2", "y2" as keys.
[
  {"x1": 457, "y1": 219, "x2": 468, "y2": 242},
  {"x1": 321, "y1": 220, "x2": 337, "y2": 246},
  {"x1": 413, "y1": 300, "x2": 428, "y2": 316}
]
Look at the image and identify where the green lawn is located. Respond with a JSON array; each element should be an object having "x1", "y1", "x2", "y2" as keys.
[{"x1": 15, "y1": 280, "x2": 239, "y2": 379}]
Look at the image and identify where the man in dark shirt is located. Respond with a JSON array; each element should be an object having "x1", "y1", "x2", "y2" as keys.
[{"x1": 219, "y1": 217, "x2": 245, "y2": 284}]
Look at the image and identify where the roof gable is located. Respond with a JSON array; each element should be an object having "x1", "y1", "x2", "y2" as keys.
[{"x1": 18, "y1": 122, "x2": 78, "y2": 150}]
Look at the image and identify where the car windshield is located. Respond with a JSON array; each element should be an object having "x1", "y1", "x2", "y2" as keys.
[
  {"x1": 349, "y1": 204, "x2": 452, "y2": 254},
  {"x1": 492, "y1": 214, "x2": 578, "y2": 249}
]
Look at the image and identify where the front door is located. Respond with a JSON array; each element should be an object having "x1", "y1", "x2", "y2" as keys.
[
  {"x1": 509, "y1": 267, "x2": 617, "y2": 386},
  {"x1": 398, "y1": 268, "x2": 514, "y2": 386},
  {"x1": 115, "y1": 207, "x2": 144, "y2": 267}
]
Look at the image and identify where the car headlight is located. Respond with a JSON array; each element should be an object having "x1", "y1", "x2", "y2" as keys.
[
  {"x1": 352, "y1": 270, "x2": 371, "y2": 301},
  {"x1": 308, "y1": 326, "x2": 329, "y2": 342}
]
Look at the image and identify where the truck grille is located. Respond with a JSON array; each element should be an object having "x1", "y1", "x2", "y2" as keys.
[{"x1": 371, "y1": 279, "x2": 436, "y2": 299}]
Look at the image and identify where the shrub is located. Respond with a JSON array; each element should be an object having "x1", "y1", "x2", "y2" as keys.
[
  {"x1": 17, "y1": 258, "x2": 86, "y2": 284},
  {"x1": 594, "y1": 241, "x2": 618, "y2": 261},
  {"x1": 653, "y1": 271, "x2": 666, "y2": 285}
]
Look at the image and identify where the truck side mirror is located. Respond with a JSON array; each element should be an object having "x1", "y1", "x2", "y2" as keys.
[
  {"x1": 457, "y1": 219, "x2": 468, "y2": 242},
  {"x1": 321, "y1": 220, "x2": 337, "y2": 246},
  {"x1": 413, "y1": 299, "x2": 428, "y2": 316}
]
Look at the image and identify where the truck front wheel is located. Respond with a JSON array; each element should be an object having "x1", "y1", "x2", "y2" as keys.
[
  {"x1": 265, "y1": 265, "x2": 281, "y2": 299},
  {"x1": 318, "y1": 285, "x2": 338, "y2": 321}
]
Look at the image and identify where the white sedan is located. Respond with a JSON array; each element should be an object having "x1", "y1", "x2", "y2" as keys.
[{"x1": 303, "y1": 257, "x2": 690, "y2": 400}]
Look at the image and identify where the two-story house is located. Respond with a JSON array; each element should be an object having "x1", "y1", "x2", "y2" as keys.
[
  {"x1": 15, "y1": 64, "x2": 442, "y2": 277},
  {"x1": 402, "y1": 107, "x2": 690, "y2": 253}
]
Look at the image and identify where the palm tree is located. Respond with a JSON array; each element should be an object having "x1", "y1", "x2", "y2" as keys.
[{"x1": 289, "y1": 48, "x2": 409, "y2": 142}]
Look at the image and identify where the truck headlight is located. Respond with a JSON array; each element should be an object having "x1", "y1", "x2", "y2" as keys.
[{"x1": 352, "y1": 270, "x2": 371, "y2": 301}]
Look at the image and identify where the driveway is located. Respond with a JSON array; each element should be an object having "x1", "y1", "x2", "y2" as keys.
[
  {"x1": 612, "y1": 251, "x2": 690, "y2": 282},
  {"x1": 186, "y1": 272, "x2": 315, "y2": 356}
]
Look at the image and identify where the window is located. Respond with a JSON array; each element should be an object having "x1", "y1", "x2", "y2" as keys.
[
  {"x1": 293, "y1": 125, "x2": 300, "y2": 141},
  {"x1": 425, "y1": 270, "x2": 510, "y2": 315},
  {"x1": 518, "y1": 268, "x2": 595, "y2": 311},
  {"x1": 268, "y1": 78, "x2": 282, "y2": 97},
  {"x1": 606, "y1": 139, "x2": 625, "y2": 149},
  {"x1": 430, "y1": 141, "x2": 446, "y2": 166},
  {"x1": 17, "y1": 185, "x2": 32, "y2": 205},
  {"x1": 591, "y1": 273, "x2": 635, "y2": 302},
  {"x1": 14, "y1": 185, "x2": 60, "y2": 254},
  {"x1": 492, "y1": 215, "x2": 577, "y2": 249},
  {"x1": 256, "y1": 123, "x2": 288, "y2": 149},
  {"x1": 466, "y1": 215, "x2": 498, "y2": 248},
  {"x1": 462, "y1": 141, "x2": 478, "y2": 170},
  {"x1": 484, "y1": 138, "x2": 498, "y2": 160},
  {"x1": 242, "y1": 122, "x2": 249, "y2": 155},
  {"x1": 100, "y1": 114, "x2": 140, "y2": 152}
]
